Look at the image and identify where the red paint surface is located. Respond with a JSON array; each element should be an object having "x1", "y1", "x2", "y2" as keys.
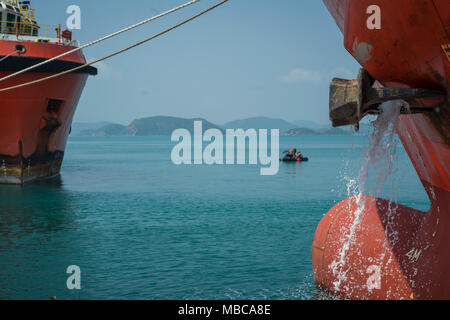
[
  {"x1": 0, "y1": 40, "x2": 90, "y2": 182},
  {"x1": 314, "y1": 0, "x2": 450, "y2": 299}
]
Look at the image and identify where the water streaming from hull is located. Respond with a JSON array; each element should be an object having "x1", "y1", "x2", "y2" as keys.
[{"x1": 329, "y1": 100, "x2": 409, "y2": 292}]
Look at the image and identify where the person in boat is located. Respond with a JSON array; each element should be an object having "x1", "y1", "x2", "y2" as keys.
[
  {"x1": 281, "y1": 148, "x2": 309, "y2": 162},
  {"x1": 285, "y1": 148, "x2": 296, "y2": 160},
  {"x1": 282, "y1": 148, "x2": 300, "y2": 161}
]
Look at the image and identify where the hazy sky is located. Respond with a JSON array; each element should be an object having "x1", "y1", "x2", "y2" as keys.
[{"x1": 36, "y1": 0, "x2": 361, "y2": 125}]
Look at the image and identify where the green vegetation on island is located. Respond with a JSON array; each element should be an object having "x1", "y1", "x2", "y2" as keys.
[{"x1": 73, "y1": 116, "x2": 364, "y2": 137}]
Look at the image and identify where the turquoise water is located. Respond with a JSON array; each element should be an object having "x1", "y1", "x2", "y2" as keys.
[{"x1": 0, "y1": 136, "x2": 430, "y2": 300}]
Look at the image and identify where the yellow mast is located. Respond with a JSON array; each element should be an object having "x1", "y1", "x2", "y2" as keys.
[{"x1": 18, "y1": 1, "x2": 36, "y2": 20}]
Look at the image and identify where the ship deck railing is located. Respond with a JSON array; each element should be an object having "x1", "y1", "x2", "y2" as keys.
[{"x1": 0, "y1": 21, "x2": 61, "y2": 39}]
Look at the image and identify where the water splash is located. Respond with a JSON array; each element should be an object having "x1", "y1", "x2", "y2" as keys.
[{"x1": 329, "y1": 100, "x2": 408, "y2": 292}]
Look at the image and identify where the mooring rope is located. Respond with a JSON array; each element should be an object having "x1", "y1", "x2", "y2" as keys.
[
  {"x1": 0, "y1": 49, "x2": 20, "y2": 64},
  {"x1": 0, "y1": 0, "x2": 228, "y2": 93},
  {"x1": 0, "y1": 0, "x2": 201, "y2": 84}
]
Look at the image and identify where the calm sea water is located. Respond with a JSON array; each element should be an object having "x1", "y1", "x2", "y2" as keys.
[{"x1": 0, "y1": 135, "x2": 430, "y2": 300}]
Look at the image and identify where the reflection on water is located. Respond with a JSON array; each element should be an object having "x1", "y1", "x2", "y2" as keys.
[
  {"x1": 0, "y1": 175, "x2": 76, "y2": 240},
  {"x1": 281, "y1": 161, "x2": 307, "y2": 176},
  {"x1": 0, "y1": 176, "x2": 86, "y2": 300}
]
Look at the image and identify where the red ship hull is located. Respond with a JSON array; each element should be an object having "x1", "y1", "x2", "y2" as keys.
[
  {"x1": 0, "y1": 40, "x2": 96, "y2": 184},
  {"x1": 313, "y1": 0, "x2": 450, "y2": 299}
]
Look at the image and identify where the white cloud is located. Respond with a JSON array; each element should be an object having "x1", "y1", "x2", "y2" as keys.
[
  {"x1": 88, "y1": 58, "x2": 118, "y2": 78},
  {"x1": 280, "y1": 68, "x2": 322, "y2": 83},
  {"x1": 93, "y1": 60, "x2": 109, "y2": 73},
  {"x1": 330, "y1": 66, "x2": 356, "y2": 79}
]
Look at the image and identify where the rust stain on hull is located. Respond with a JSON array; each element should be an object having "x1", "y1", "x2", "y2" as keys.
[{"x1": 0, "y1": 151, "x2": 64, "y2": 185}]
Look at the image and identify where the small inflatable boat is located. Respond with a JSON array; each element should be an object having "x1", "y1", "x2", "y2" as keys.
[
  {"x1": 280, "y1": 150, "x2": 309, "y2": 162},
  {"x1": 280, "y1": 156, "x2": 309, "y2": 162}
]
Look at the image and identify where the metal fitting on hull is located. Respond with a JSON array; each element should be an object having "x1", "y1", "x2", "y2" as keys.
[{"x1": 330, "y1": 69, "x2": 446, "y2": 128}]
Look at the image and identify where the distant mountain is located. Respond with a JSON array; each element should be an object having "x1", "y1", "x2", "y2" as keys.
[
  {"x1": 223, "y1": 117, "x2": 297, "y2": 132},
  {"x1": 83, "y1": 124, "x2": 130, "y2": 136},
  {"x1": 71, "y1": 122, "x2": 115, "y2": 136},
  {"x1": 282, "y1": 127, "x2": 352, "y2": 136},
  {"x1": 310, "y1": 122, "x2": 373, "y2": 135},
  {"x1": 319, "y1": 123, "x2": 372, "y2": 135},
  {"x1": 83, "y1": 116, "x2": 223, "y2": 136},
  {"x1": 77, "y1": 116, "x2": 374, "y2": 137},
  {"x1": 318, "y1": 127, "x2": 352, "y2": 135},
  {"x1": 128, "y1": 116, "x2": 222, "y2": 136},
  {"x1": 283, "y1": 128, "x2": 317, "y2": 136},
  {"x1": 291, "y1": 120, "x2": 325, "y2": 129}
]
